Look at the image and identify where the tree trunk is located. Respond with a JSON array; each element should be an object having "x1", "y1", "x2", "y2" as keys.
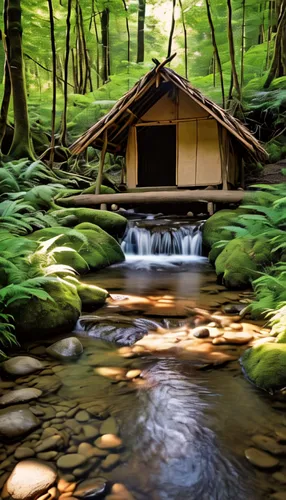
[
  {"x1": 78, "y1": 4, "x2": 90, "y2": 94},
  {"x1": 60, "y1": 0, "x2": 71, "y2": 146},
  {"x1": 122, "y1": 0, "x2": 130, "y2": 65},
  {"x1": 47, "y1": 0, "x2": 56, "y2": 166},
  {"x1": 91, "y1": 0, "x2": 100, "y2": 88},
  {"x1": 7, "y1": 0, "x2": 35, "y2": 159},
  {"x1": 240, "y1": 0, "x2": 246, "y2": 90},
  {"x1": 178, "y1": 0, "x2": 188, "y2": 79},
  {"x1": 0, "y1": 0, "x2": 11, "y2": 152},
  {"x1": 227, "y1": 0, "x2": 241, "y2": 100},
  {"x1": 264, "y1": 0, "x2": 286, "y2": 87},
  {"x1": 167, "y1": 0, "x2": 176, "y2": 58},
  {"x1": 205, "y1": 0, "x2": 225, "y2": 108},
  {"x1": 101, "y1": 8, "x2": 110, "y2": 82},
  {"x1": 137, "y1": 0, "x2": 146, "y2": 63}
]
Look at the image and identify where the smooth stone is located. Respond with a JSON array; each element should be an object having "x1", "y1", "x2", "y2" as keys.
[
  {"x1": 86, "y1": 405, "x2": 109, "y2": 420},
  {"x1": 125, "y1": 370, "x2": 141, "y2": 380},
  {"x1": 7, "y1": 460, "x2": 57, "y2": 500},
  {"x1": 46, "y1": 337, "x2": 83, "y2": 360},
  {"x1": 57, "y1": 454, "x2": 87, "y2": 469},
  {"x1": 58, "y1": 478, "x2": 77, "y2": 493},
  {"x1": 35, "y1": 435, "x2": 63, "y2": 453},
  {"x1": 29, "y1": 346, "x2": 47, "y2": 356},
  {"x1": 30, "y1": 406, "x2": 45, "y2": 416},
  {"x1": 1, "y1": 356, "x2": 43, "y2": 376},
  {"x1": 271, "y1": 494, "x2": 286, "y2": 500},
  {"x1": 252, "y1": 435, "x2": 286, "y2": 455},
  {"x1": 0, "y1": 388, "x2": 42, "y2": 406},
  {"x1": 100, "y1": 417, "x2": 118, "y2": 436},
  {"x1": 230, "y1": 323, "x2": 243, "y2": 331},
  {"x1": 41, "y1": 427, "x2": 59, "y2": 439},
  {"x1": 94, "y1": 434, "x2": 123, "y2": 450},
  {"x1": 223, "y1": 332, "x2": 253, "y2": 344},
  {"x1": 273, "y1": 471, "x2": 286, "y2": 484},
  {"x1": 37, "y1": 451, "x2": 58, "y2": 460},
  {"x1": 276, "y1": 430, "x2": 286, "y2": 443},
  {"x1": 74, "y1": 478, "x2": 107, "y2": 498},
  {"x1": 101, "y1": 454, "x2": 120, "y2": 470},
  {"x1": 75, "y1": 411, "x2": 90, "y2": 423},
  {"x1": 245, "y1": 447, "x2": 279, "y2": 469},
  {"x1": 192, "y1": 327, "x2": 210, "y2": 339},
  {"x1": 109, "y1": 484, "x2": 134, "y2": 500},
  {"x1": 90, "y1": 446, "x2": 109, "y2": 457},
  {"x1": 14, "y1": 447, "x2": 35, "y2": 459},
  {"x1": 32, "y1": 375, "x2": 62, "y2": 394},
  {"x1": 77, "y1": 443, "x2": 96, "y2": 457},
  {"x1": 39, "y1": 406, "x2": 57, "y2": 421},
  {"x1": 0, "y1": 407, "x2": 40, "y2": 440},
  {"x1": 0, "y1": 381, "x2": 15, "y2": 389},
  {"x1": 82, "y1": 424, "x2": 100, "y2": 440},
  {"x1": 223, "y1": 303, "x2": 245, "y2": 314}
]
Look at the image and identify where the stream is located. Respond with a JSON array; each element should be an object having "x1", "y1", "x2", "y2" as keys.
[{"x1": 1, "y1": 222, "x2": 286, "y2": 499}]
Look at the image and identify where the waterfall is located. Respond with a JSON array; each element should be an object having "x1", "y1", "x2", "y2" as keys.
[{"x1": 121, "y1": 222, "x2": 203, "y2": 256}]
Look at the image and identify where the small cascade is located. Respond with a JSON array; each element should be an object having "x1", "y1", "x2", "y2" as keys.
[{"x1": 121, "y1": 221, "x2": 203, "y2": 256}]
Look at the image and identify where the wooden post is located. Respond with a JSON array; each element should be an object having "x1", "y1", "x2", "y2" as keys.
[{"x1": 95, "y1": 129, "x2": 108, "y2": 195}]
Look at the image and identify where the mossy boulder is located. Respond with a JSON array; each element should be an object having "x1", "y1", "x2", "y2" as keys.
[
  {"x1": 27, "y1": 224, "x2": 125, "y2": 271},
  {"x1": 215, "y1": 235, "x2": 273, "y2": 288},
  {"x1": 241, "y1": 343, "x2": 286, "y2": 391},
  {"x1": 52, "y1": 249, "x2": 89, "y2": 274},
  {"x1": 203, "y1": 209, "x2": 246, "y2": 249},
  {"x1": 51, "y1": 208, "x2": 127, "y2": 237},
  {"x1": 77, "y1": 282, "x2": 108, "y2": 308},
  {"x1": 8, "y1": 281, "x2": 81, "y2": 338}
]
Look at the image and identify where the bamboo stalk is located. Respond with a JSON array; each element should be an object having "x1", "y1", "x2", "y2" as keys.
[{"x1": 95, "y1": 129, "x2": 108, "y2": 195}]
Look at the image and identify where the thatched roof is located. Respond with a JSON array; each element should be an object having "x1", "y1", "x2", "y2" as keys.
[{"x1": 70, "y1": 55, "x2": 267, "y2": 162}]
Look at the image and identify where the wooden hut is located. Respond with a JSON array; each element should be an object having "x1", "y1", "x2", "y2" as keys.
[{"x1": 71, "y1": 55, "x2": 267, "y2": 193}]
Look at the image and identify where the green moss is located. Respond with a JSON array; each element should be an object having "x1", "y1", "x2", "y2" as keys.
[
  {"x1": 241, "y1": 343, "x2": 286, "y2": 391},
  {"x1": 27, "y1": 224, "x2": 125, "y2": 271},
  {"x1": 202, "y1": 209, "x2": 246, "y2": 249},
  {"x1": 77, "y1": 282, "x2": 108, "y2": 307},
  {"x1": 8, "y1": 280, "x2": 81, "y2": 338},
  {"x1": 81, "y1": 184, "x2": 116, "y2": 195},
  {"x1": 50, "y1": 207, "x2": 127, "y2": 237},
  {"x1": 215, "y1": 235, "x2": 273, "y2": 288},
  {"x1": 52, "y1": 249, "x2": 89, "y2": 274}
]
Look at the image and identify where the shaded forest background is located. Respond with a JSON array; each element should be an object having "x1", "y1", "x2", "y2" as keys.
[{"x1": 0, "y1": 0, "x2": 285, "y2": 163}]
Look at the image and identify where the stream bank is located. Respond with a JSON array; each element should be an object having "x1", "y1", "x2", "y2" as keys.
[{"x1": 1, "y1": 256, "x2": 286, "y2": 500}]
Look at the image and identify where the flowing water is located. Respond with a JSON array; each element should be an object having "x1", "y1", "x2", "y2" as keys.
[{"x1": 7, "y1": 221, "x2": 286, "y2": 499}]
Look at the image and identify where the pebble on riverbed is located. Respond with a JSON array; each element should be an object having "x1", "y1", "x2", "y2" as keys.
[{"x1": 245, "y1": 447, "x2": 280, "y2": 469}]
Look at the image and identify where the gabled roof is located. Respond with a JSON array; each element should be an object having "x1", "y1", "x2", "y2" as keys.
[{"x1": 70, "y1": 55, "x2": 267, "y2": 162}]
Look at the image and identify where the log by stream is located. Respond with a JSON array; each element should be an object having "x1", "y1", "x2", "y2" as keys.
[{"x1": 58, "y1": 189, "x2": 248, "y2": 207}]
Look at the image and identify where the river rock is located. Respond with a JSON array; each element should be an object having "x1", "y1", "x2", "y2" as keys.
[
  {"x1": 75, "y1": 410, "x2": 89, "y2": 423},
  {"x1": 74, "y1": 478, "x2": 107, "y2": 498},
  {"x1": 32, "y1": 375, "x2": 62, "y2": 394},
  {"x1": 252, "y1": 434, "x2": 286, "y2": 455},
  {"x1": 46, "y1": 337, "x2": 83, "y2": 360},
  {"x1": 34, "y1": 435, "x2": 63, "y2": 453},
  {"x1": 94, "y1": 434, "x2": 123, "y2": 450},
  {"x1": 57, "y1": 454, "x2": 87, "y2": 470},
  {"x1": 0, "y1": 407, "x2": 40, "y2": 440},
  {"x1": 192, "y1": 327, "x2": 210, "y2": 339},
  {"x1": 273, "y1": 471, "x2": 286, "y2": 484},
  {"x1": 101, "y1": 453, "x2": 120, "y2": 470},
  {"x1": 14, "y1": 447, "x2": 35, "y2": 459},
  {"x1": 0, "y1": 388, "x2": 42, "y2": 406},
  {"x1": 1, "y1": 356, "x2": 43, "y2": 376},
  {"x1": 223, "y1": 332, "x2": 253, "y2": 345},
  {"x1": 100, "y1": 417, "x2": 118, "y2": 435},
  {"x1": 270, "y1": 493, "x2": 286, "y2": 500},
  {"x1": 245, "y1": 447, "x2": 279, "y2": 469},
  {"x1": 82, "y1": 424, "x2": 100, "y2": 440},
  {"x1": 126, "y1": 370, "x2": 141, "y2": 379},
  {"x1": 6, "y1": 460, "x2": 57, "y2": 500}
]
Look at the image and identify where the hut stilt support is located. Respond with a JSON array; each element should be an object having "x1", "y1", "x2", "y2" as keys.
[{"x1": 95, "y1": 129, "x2": 108, "y2": 195}]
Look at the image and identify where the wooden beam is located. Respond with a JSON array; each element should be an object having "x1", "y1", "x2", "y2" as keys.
[
  {"x1": 58, "y1": 189, "x2": 247, "y2": 207},
  {"x1": 135, "y1": 117, "x2": 211, "y2": 127},
  {"x1": 95, "y1": 129, "x2": 108, "y2": 195}
]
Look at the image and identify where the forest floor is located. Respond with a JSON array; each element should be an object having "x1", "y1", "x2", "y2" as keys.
[{"x1": 247, "y1": 160, "x2": 286, "y2": 186}]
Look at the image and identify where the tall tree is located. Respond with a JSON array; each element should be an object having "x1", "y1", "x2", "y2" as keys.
[
  {"x1": 264, "y1": 0, "x2": 286, "y2": 87},
  {"x1": 205, "y1": 0, "x2": 225, "y2": 108},
  {"x1": 7, "y1": 0, "x2": 35, "y2": 159},
  {"x1": 167, "y1": 0, "x2": 176, "y2": 58},
  {"x1": 101, "y1": 7, "x2": 110, "y2": 82},
  {"x1": 178, "y1": 0, "x2": 188, "y2": 79},
  {"x1": 227, "y1": 0, "x2": 241, "y2": 101},
  {"x1": 0, "y1": 0, "x2": 11, "y2": 152},
  {"x1": 122, "y1": 0, "x2": 130, "y2": 65},
  {"x1": 137, "y1": 0, "x2": 145, "y2": 63},
  {"x1": 47, "y1": 0, "x2": 56, "y2": 166},
  {"x1": 240, "y1": 0, "x2": 246, "y2": 89},
  {"x1": 60, "y1": 0, "x2": 72, "y2": 146}
]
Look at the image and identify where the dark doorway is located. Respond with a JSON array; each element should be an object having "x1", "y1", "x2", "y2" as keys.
[{"x1": 137, "y1": 125, "x2": 176, "y2": 187}]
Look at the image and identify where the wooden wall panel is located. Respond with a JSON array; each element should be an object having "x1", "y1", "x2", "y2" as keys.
[
  {"x1": 141, "y1": 93, "x2": 176, "y2": 121},
  {"x1": 178, "y1": 90, "x2": 209, "y2": 119},
  {"x1": 196, "y1": 120, "x2": 222, "y2": 185},
  {"x1": 126, "y1": 126, "x2": 137, "y2": 188},
  {"x1": 177, "y1": 121, "x2": 197, "y2": 186}
]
